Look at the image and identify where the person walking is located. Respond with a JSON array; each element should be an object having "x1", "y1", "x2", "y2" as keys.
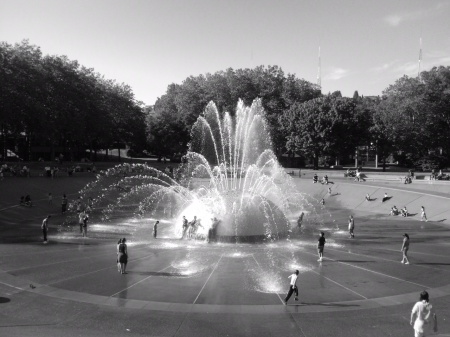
[
  {"x1": 410, "y1": 291, "x2": 437, "y2": 337},
  {"x1": 118, "y1": 238, "x2": 128, "y2": 274},
  {"x1": 283, "y1": 270, "x2": 299, "y2": 305},
  {"x1": 420, "y1": 206, "x2": 428, "y2": 222},
  {"x1": 348, "y1": 215, "x2": 355, "y2": 238},
  {"x1": 153, "y1": 220, "x2": 159, "y2": 238},
  {"x1": 61, "y1": 194, "x2": 68, "y2": 214},
  {"x1": 401, "y1": 233, "x2": 410, "y2": 264},
  {"x1": 41, "y1": 215, "x2": 51, "y2": 244},
  {"x1": 317, "y1": 231, "x2": 326, "y2": 262}
]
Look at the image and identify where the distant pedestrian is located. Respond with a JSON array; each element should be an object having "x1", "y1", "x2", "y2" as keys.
[
  {"x1": 181, "y1": 216, "x2": 188, "y2": 239},
  {"x1": 153, "y1": 220, "x2": 159, "y2": 238},
  {"x1": 297, "y1": 212, "x2": 304, "y2": 228},
  {"x1": 410, "y1": 291, "x2": 437, "y2": 337},
  {"x1": 420, "y1": 206, "x2": 428, "y2": 222},
  {"x1": 116, "y1": 238, "x2": 122, "y2": 272},
  {"x1": 348, "y1": 215, "x2": 355, "y2": 238},
  {"x1": 283, "y1": 270, "x2": 299, "y2": 305},
  {"x1": 79, "y1": 211, "x2": 85, "y2": 234},
  {"x1": 82, "y1": 213, "x2": 89, "y2": 237},
  {"x1": 118, "y1": 238, "x2": 128, "y2": 274},
  {"x1": 320, "y1": 198, "x2": 325, "y2": 206},
  {"x1": 317, "y1": 231, "x2": 325, "y2": 262},
  {"x1": 48, "y1": 192, "x2": 52, "y2": 205},
  {"x1": 61, "y1": 194, "x2": 68, "y2": 213},
  {"x1": 401, "y1": 233, "x2": 410, "y2": 264},
  {"x1": 328, "y1": 187, "x2": 332, "y2": 195},
  {"x1": 41, "y1": 215, "x2": 51, "y2": 244}
]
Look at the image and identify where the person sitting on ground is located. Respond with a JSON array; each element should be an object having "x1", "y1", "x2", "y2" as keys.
[
  {"x1": 24, "y1": 195, "x2": 32, "y2": 207},
  {"x1": 322, "y1": 175, "x2": 328, "y2": 185},
  {"x1": 382, "y1": 192, "x2": 389, "y2": 202},
  {"x1": 365, "y1": 193, "x2": 371, "y2": 201},
  {"x1": 401, "y1": 206, "x2": 409, "y2": 217},
  {"x1": 390, "y1": 206, "x2": 399, "y2": 216},
  {"x1": 355, "y1": 171, "x2": 362, "y2": 182},
  {"x1": 313, "y1": 173, "x2": 318, "y2": 183}
]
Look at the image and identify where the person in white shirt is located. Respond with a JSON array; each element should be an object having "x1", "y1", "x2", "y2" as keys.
[
  {"x1": 283, "y1": 270, "x2": 299, "y2": 304},
  {"x1": 410, "y1": 291, "x2": 437, "y2": 337}
]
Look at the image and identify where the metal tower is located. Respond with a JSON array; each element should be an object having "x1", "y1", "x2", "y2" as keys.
[
  {"x1": 317, "y1": 46, "x2": 321, "y2": 88},
  {"x1": 418, "y1": 37, "x2": 422, "y2": 81}
]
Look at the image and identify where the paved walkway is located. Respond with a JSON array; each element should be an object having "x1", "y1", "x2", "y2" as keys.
[{"x1": 1, "y1": 178, "x2": 450, "y2": 336}]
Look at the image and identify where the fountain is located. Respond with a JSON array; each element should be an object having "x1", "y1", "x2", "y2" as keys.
[{"x1": 71, "y1": 99, "x2": 311, "y2": 242}]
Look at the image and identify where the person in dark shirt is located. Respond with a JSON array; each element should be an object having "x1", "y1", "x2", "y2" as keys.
[{"x1": 317, "y1": 232, "x2": 326, "y2": 262}]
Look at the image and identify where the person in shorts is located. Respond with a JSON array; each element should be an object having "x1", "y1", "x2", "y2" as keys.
[
  {"x1": 410, "y1": 290, "x2": 437, "y2": 337},
  {"x1": 348, "y1": 215, "x2": 355, "y2": 238},
  {"x1": 317, "y1": 232, "x2": 325, "y2": 262},
  {"x1": 401, "y1": 233, "x2": 410, "y2": 264},
  {"x1": 420, "y1": 206, "x2": 428, "y2": 222}
]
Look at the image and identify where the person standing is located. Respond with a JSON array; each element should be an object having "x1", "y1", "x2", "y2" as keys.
[
  {"x1": 61, "y1": 194, "x2": 68, "y2": 214},
  {"x1": 41, "y1": 215, "x2": 51, "y2": 244},
  {"x1": 297, "y1": 212, "x2": 304, "y2": 229},
  {"x1": 118, "y1": 238, "x2": 128, "y2": 274},
  {"x1": 181, "y1": 216, "x2": 188, "y2": 240},
  {"x1": 116, "y1": 239, "x2": 122, "y2": 272},
  {"x1": 401, "y1": 233, "x2": 410, "y2": 264},
  {"x1": 284, "y1": 270, "x2": 299, "y2": 305},
  {"x1": 348, "y1": 215, "x2": 355, "y2": 238},
  {"x1": 317, "y1": 232, "x2": 326, "y2": 262},
  {"x1": 410, "y1": 291, "x2": 437, "y2": 337},
  {"x1": 78, "y1": 210, "x2": 85, "y2": 234},
  {"x1": 82, "y1": 212, "x2": 89, "y2": 237},
  {"x1": 48, "y1": 193, "x2": 52, "y2": 205},
  {"x1": 421, "y1": 206, "x2": 428, "y2": 222},
  {"x1": 153, "y1": 220, "x2": 159, "y2": 238}
]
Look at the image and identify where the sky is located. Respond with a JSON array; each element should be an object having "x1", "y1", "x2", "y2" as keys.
[{"x1": 1, "y1": 0, "x2": 450, "y2": 106}]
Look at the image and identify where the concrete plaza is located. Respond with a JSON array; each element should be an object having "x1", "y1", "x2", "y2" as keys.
[{"x1": 0, "y1": 175, "x2": 449, "y2": 336}]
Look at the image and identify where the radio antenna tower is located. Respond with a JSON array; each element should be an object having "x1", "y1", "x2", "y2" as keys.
[
  {"x1": 317, "y1": 46, "x2": 321, "y2": 89},
  {"x1": 418, "y1": 36, "x2": 422, "y2": 81}
]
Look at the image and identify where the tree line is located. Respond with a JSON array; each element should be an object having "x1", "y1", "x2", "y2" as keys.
[
  {"x1": 0, "y1": 40, "x2": 146, "y2": 161},
  {"x1": 2, "y1": 40, "x2": 450, "y2": 169}
]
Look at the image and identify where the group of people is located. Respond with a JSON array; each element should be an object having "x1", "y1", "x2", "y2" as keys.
[
  {"x1": 20, "y1": 195, "x2": 32, "y2": 207},
  {"x1": 312, "y1": 174, "x2": 329, "y2": 185},
  {"x1": 181, "y1": 216, "x2": 203, "y2": 240}
]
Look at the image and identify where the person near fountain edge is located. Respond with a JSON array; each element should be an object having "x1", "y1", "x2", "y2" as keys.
[
  {"x1": 297, "y1": 212, "x2": 304, "y2": 228},
  {"x1": 118, "y1": 238, "x2": 128, "y2": 274},
  {"x1": 153, "y1": 220, "x2": 159, "y2": 238},
  {"x1": 284, "y1": 270, "x2": 299, "y2": 305},
  {"x1": 181, "y1": 216, "x2": 188, "y2": 239},
  {"x1": 317, "y1": 232, "x2": 325, "y2": 262}
]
